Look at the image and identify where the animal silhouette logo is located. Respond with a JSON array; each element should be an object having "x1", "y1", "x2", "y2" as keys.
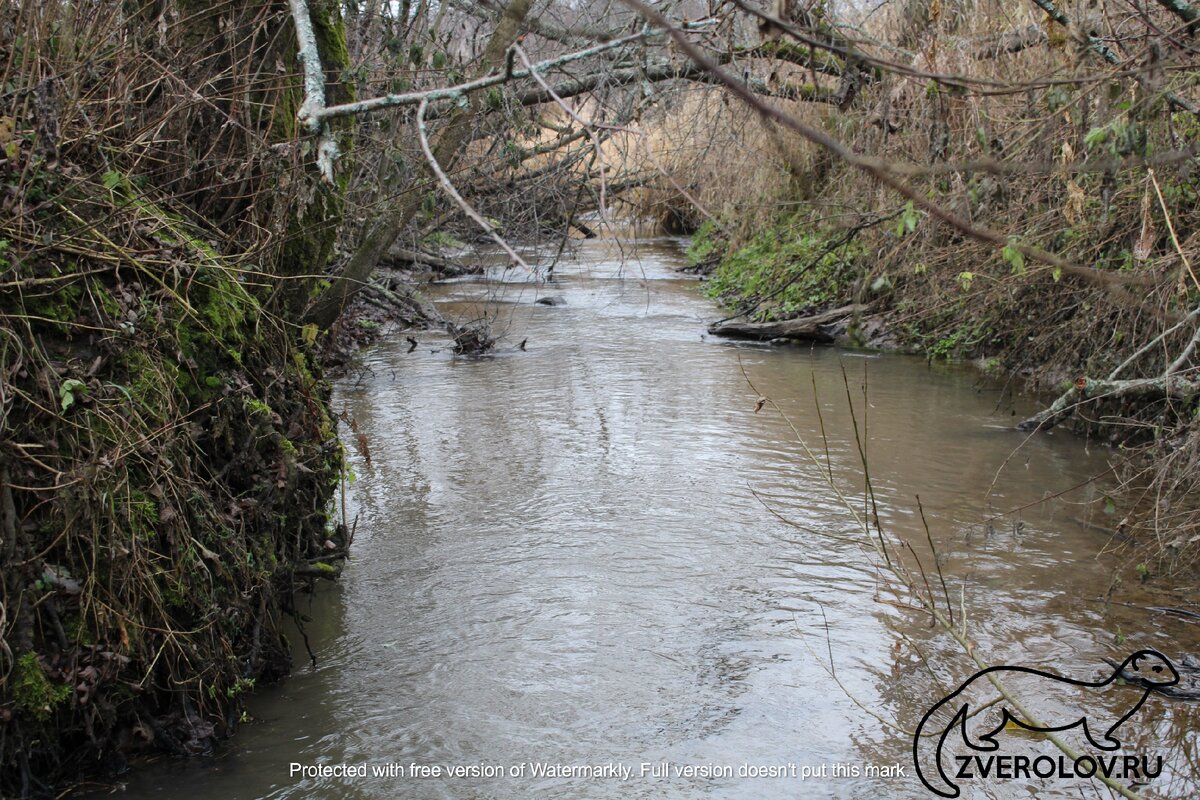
[{"x1": 913, "y1": 649, "x2": 1178, "y2": 797}]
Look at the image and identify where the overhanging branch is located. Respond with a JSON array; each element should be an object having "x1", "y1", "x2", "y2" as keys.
[
  {"x1": 309, "y1": 21, "x2": 716, "y2": 124},
  {"x1": 1029, "y1": 0, "x2": 1200, "y2": 115},
  {"x1": 618, "y1": 0, "x2": 1163, "y2": 308},
  {"x1": 287, "y1": 0, "x2": 338, "y2": 182}
]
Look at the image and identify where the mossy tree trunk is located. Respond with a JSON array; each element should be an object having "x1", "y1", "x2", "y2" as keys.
[{"x1": 305, "y1": 0, "x2": 534, "y2": 329}]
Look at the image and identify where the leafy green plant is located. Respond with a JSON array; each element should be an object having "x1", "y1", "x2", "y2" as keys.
[
  {"x1": 895, "y1": 201, "x2": 920, "y2": 237},
  {"x1": 58, "y1": 379, "x2": 86, "y2": 412},
  {"x1": 706, "y1": 219, "x2": 861, "y2": 320},
  {"x1": 686, "y1": 219, "x2": 721, "y2": 266},
  {"x1": 1001, "y1": 239, "x2": 1025, "y2": 275}
]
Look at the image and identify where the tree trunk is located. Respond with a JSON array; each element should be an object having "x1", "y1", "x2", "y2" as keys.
[{"x1": 306, "y1": 0, "x2": 534, "y2": 329}]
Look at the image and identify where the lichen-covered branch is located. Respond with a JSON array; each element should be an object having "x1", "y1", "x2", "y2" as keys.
[
  {"x1": 287, "y1": 0, "x2": 325, "y2": 132},
  {"x1": 287, "y1": 0, "x2": 339, "y2": 181},
  {"x1": 1018, "y1": 376, "x2": 1200, "y2": 431},
  {"x1": 1154, "y1": 0, "x2": 1199, "y2": 29},
  {"x1": 309, "y1": 20, "x2": 717, "y2": 124}
]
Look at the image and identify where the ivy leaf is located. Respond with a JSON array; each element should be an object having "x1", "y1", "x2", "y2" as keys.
[
  {"x1": 895, "y1": 201, "x2": 920, "y2": 237},
  {"x1": 59, "y1": 379, "x2": 86, "y2": 412}
]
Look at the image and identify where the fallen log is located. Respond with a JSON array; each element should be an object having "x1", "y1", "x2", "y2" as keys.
[
  {"x1": 380, "y1": 245, "x2": 482, "y2": 277},
  {"x1": 707, "y1": 304, "x2": 869, "y2": 343}
]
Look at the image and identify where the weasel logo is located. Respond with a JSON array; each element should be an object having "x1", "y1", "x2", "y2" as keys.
[{"x1": 913, "y1": 649, "x2": 1178, "y2": 797}]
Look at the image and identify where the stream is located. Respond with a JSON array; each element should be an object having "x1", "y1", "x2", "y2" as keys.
[{"x1": 114, "y1": 235, "x2": 1197, "y2": 799}]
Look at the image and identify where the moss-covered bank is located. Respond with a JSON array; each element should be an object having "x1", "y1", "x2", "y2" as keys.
[{"x1": 1, "y1": 2, "x2": 354, "y2": 795}]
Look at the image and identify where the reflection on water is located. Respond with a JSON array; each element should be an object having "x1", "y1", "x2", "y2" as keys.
[{"x1": 111, "y1": 237, "x2": 1198, "y2": 799}]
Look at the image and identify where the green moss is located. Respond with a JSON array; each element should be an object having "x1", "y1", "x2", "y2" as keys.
[
  {"x1": 312, "y1": 3, "x2": 351, "y2": 81},
  {"x1": 243, "y1": 397, "x2": 273, "y2": 418},
  {"x1": 13, "y1": 653, "x2": 72, "y2": 721},
  {"x1": 124, "y1": 488, "x2": 160, "y2": 540},
  {"x1": 198, "y1": 273, "x2": 251, "y2": 343},
  {"x1": 94, "y1": 285, "x2": 121, "y2": 318},
  {"x1": 30, "y1": 283, "x2": 82, "y2": 324},
  {"x1": 924, "y1": 320, "x2": 992, "y2": 361},
  {"x1": 122, "y1": 349, "x2": 180, "y2": 420},
  {"x1": 422, "y1": 230, "x2": 464, "y2": 250}
]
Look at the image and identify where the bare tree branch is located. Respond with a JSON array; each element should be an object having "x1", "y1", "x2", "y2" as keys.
[
  {"x1": 415, "y1": 97, "x2": 532, "y2": 272},
  {"x1": 973, "y1": 23, "x2": 1048, "y2": 58}
]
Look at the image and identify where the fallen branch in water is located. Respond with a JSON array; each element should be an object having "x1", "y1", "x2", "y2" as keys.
[
  {"x1": 1018, "y1": 375, "x2": 1200, "y2": 432},
  {"x1": 1019, "y1": 307, "x2": 1200, "y2": 432},
  {"x1": 708, "y1": 304, "x2": 870, "y2": 342},
  {"x1": 381, "y1": 247, "x2": 481, "y2": 278}
]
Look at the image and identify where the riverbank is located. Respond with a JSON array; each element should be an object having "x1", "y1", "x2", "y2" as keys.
[{"x1": 686, "y1": 212, "x2": 1200, "y2": 584}]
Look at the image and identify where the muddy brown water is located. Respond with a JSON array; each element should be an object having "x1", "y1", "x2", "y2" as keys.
[{"x1": 111, "y1": 236, "x2": 1197, "y2": 799}]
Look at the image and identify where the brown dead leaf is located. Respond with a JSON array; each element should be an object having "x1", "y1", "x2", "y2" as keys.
[
  {"x1": 1064, "y1": 180, "x2": 1086, "y2": 224},
  {"x1": 1134, "y1": 185, "x2": 1155, "y2": 262}
]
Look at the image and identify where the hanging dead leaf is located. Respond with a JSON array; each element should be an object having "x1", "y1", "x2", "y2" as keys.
[
  {"x1": 753, "y1": 397, "x2": 766, "y2": 414},
  {"x1": 1134, "y1": 185, "x2": 1154, "y2": 262},
  {"x1": 1064, "y1": 180, "x2": 1085, "y2": 224}
]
